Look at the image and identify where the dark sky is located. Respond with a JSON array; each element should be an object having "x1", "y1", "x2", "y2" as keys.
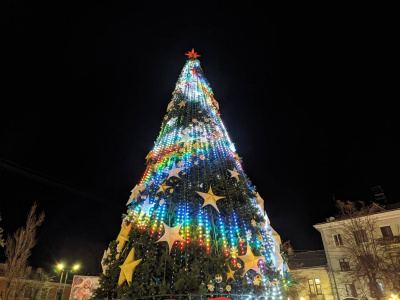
[{"x1": 1, "y1": 2, "x2": 399, "y2": 275}]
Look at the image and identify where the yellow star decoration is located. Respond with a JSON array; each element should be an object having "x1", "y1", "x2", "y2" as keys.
[
  {"x1": 164, "y1": 151, "x2": 176, "y2": 159},
  {"x1": 226, "y1": 265, "x2": 236, "y2": 281},
  {"x1": 118, "y1": 248, "x2": 142, "y2": 286},
  {"x1": 256, "y1": 192, "x2": 265, "y2": 215},
  {"x1": 167, "y1": 100, "x2": 174, "y2": 111},
  {"x1": 156, "y1": 222, "x2": 185, "y2": 254},
  {"x1": 145, "y1": 150, "x2": 153, "y2": 161},
  {"x1": 230, "y1": 246, "x2": 238, "y2": 258},
  {"x1": 157, "y1": 182, "x2": 171, "y2": 193},
  {"x1": 126, "y1": 184, "x2": 145, "y2": 205},
  {"x1": 139, "y1": 197, "x2": 156, "y2": 218},
  {"x1": 165, "y1": 167, "x2": 184, "y2": 179},
  {"x1": 239, "y1": 243, "x2": 266, "y2": 276},
  {"x1": 196, "y1": 186, "x2": 225, "y2": 213},
  {"x1": 116, "y1": 223, "x2": 132, "y2": 252},
  {"x1": 228, "y1": 168, "x2": 240, "y2": 181},
  {"x1": 213, "y1": 130, "x2": 222, "y2": 138},
  {"x1": 178, "y1": 101, "x2": 187, "y2": 108},
  {"x1": 175, "y1": 132, "x2": 193, "y2": 145}
]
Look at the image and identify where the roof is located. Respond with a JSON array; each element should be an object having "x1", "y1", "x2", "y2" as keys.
[
  {"x1": 385, "y1": 202, "x2": 400, "y2": 210},
  {"x1": 314, "y1": 202, "x2": 400, "y2": 228},
  {"x1": 289, "y1": 250, "x2": 327, "y2": 269}
]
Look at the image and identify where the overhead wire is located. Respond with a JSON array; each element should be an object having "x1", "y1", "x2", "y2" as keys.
[{"x1": 0, "y1": 157, "x2": 109, "y2": 203}]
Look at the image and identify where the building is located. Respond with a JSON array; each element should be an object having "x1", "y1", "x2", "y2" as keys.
[
  {"x1": 313, "y1": 203, "x2": 400, "y2": 300},
  {"x1": 288, "y1": 250, "x2": 334, "y2": 300},
  {"x1": 0, "y1": 263, "x2": 71, "y2": 300}
]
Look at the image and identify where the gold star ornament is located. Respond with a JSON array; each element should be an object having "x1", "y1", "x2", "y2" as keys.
[
  {"x1": 228, "y1": 168, "x2": 240, "y2": 181},
  {"x1": 118, "y1": 248, "x2": 142, "y2": 286},
  {"x1": 239, "y1": 243, "x2": 266, "y2": 276},
  {"x1": 196, "y1": 186, "x2": 225, "y2": 213},
  {"x1": 156, "y1": 222, "x2": 185, "y2": 254},
  {"x1": 165, "y1": 167, "x2": 184, "y2": 179},
  {"x1": 139, "y1": 197, "x2": 156, "y2": 218},
  {"x1": 116, "y1": 223, "x2": 132, "y2": 252},
  {"x1": 126, "y1": 184, "x2": 146, "y2": 205},
  {"x1": 157, "y1": 182, "x2": 171, "y2": 193},
  {"x1": 226, "y1": 265, "x2": 236, "y2": 281},
  {"x1": 178, "y1": 101, "x2": 187, "y2": 108}
]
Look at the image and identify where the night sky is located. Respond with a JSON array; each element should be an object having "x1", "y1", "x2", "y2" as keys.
[{"x1": 1, "y1": 2, "x2": 398, "y2": 276}]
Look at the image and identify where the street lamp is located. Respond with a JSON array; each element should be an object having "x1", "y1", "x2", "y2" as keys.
[{"x1": 56, "y1": 263, "x2": 80, "y2": 300}]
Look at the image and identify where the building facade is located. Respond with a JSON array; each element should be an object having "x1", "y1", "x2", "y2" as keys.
[
  {"x1": 0, "y1": 264, "x2": 71, "y2": 300},
  {"x1": 313, "y1": 203, "x2": 400, "y2": 300},
  {"x1": 289, "y1": 250, "x2": 334, "y2": 300}
]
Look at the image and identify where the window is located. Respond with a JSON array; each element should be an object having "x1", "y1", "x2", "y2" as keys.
[
  {"x1": 24, "y1": 287, "x2": 33, "y2": 299},
  {"x1": 40, "y1": 288, "x2": 48, "y2": 300},
  {"x1": 369, "y1": 282, "x2": 384, "y2": 298},
  {"x1": 56, "y1": 289, "x2": 63, "y2": 300},
  {"x1": 308, "y1": 278, "x2": 323, "y2": 295},
  {"x1": 333, "y1": 234, "x2": 343, "y2": 246},
  {"x1": 345, "y1": 283, "x2": 358, "y2": 297},
  {"x1": 0, "y1": 268, "x2": 5, "y2": 276},
  {"x1": 353, "y1": 230, "x2": 368, "y2": 244},
  {"x1": 380, "y1": 226, "x2": 393, "y2": 238},
  {"x1": 339, "y1": 258, "x2": 351, "y2": 271},
  {"x1": 389, "y1": 252, "x2": 400, "y2": 271}
]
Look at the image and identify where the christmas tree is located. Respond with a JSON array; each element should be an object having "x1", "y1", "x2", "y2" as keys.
[{"x1": 94, "y1": 49, "x2": 291, "y2": 300}]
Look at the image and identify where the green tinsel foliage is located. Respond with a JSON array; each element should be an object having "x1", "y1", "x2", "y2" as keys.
[{"x1": 93, "y1": 225, "x2": 286, "y2": 300}]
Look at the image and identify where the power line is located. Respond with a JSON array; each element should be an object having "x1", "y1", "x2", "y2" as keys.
[{"x1": 0, "y1": 157, "x2": 110, "y2": 203}]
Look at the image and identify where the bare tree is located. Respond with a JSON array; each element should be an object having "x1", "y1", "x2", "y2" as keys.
[
  {"x1": 281, "y1": 240, "x2": 308, "y2": 299},
  {"x1": 4, "y1": 202, "x2": 45, "y2": 300},
  {"x1": 334, "y1": 200, "x2": 400, "y2": 299},
  {"x1": 0, "y1": 214, "x2": 5, "y2": 247},
  {"x1": 29, "y1": 268, "x2": 52, "y2": 300}
]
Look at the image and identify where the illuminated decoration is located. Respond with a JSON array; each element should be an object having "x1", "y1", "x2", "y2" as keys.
[
  {"x1": 155, "y1": 222, "x2": 185, "y2": 253},
  {"x1": 178, "y1": 100, "x2": 187, "y2": 108},
  {"x1": 139, "y1": 197, "x2": 155, "y2": 218},
  {"x1": 228, "y1": 168, "x2": 240, "y2": 181},
  {"x1": 116, "y1": 223, "x2": 132, "y2": 252},
  {"x1": 255, "y1": 192, "x2": 265, "y2": 215},
  {"x1": 118, "y1": 248, "x2": 142, "y2": 286},
  {"x1": 101, "y1": 248, "x2": 111, "y2": 274},
  {"x1": 226, "y1": 266, "x2": 236, "y2": 281},
  {"x1": 126, "y1": 184, "x2": 145, "y2": 205},
  {"x1": 253, "y1": 275, "x2": 261, "y2": 286},
  {"x1": 175, "y1": 132, "x2": 193, "y2": 145},
  {"x1": 100, "y1": 49, "x2": 288, "y2": 299},
  {"x1": 185, "y1": 48, "x2": 201, "y2": 59},
  {"x1": 196, "y1": 186, "x2": 225, "y2": 213},
  {"x1": 164, "y1": 166, "x2": 184, "y2": 179},
  {"x1": 157, "y1": 182, "x2": 171, "y2": 193},
  {"x1": 239, "y1": 243, "x2": 266, "y2": 275},
  {"x1": 166, "y1": 116, "x2": 177, "y2": 126}
]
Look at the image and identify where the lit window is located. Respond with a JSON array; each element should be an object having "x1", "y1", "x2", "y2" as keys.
[{"x1": 308, "y1": 278, "x2": 323, "y2": 295}]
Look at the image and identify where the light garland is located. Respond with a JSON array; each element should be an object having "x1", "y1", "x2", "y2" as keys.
[{"x1": 116, "y1": 51, "x2": 287, "y2": 299}]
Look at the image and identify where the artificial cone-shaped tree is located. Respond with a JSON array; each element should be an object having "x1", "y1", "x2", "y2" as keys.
[{"x1": 94, "y1": 49, "x2": 291, "y2": 299}]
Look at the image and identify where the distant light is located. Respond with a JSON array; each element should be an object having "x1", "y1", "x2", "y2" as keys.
[
  {"x1": 73, "y1": 264, "x2": 80, "y2": 270},
  {"x1": 57, "y1": 264, "x2": 64, "y2": 270}
]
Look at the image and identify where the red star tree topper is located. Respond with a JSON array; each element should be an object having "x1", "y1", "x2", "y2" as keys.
[{"x1": 185, "y1": 48, "x2": 200, "y2": 59}]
